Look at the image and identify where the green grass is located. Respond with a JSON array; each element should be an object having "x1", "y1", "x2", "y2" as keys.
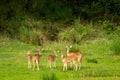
[{"x1": 0, "y1": 36, "x2": 120, "y2": 80}]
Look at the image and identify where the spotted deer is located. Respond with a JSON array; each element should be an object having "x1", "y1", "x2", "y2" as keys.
[
  {"x1": 61, "y1": 52, "x2": 78, "y2": 71},
  {"x1": 47, "y1": 50, "x2": 59, "y2": 68},
  {"x1": 66, "y1": 46, "x2": 83, "y2": 69},
  {"x1": 27, "y1": 49, "x2": 43, "y2": 70}
]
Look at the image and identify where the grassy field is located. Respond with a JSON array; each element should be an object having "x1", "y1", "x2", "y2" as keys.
[{"x1": 0, "y1": 36, "x2": 120, "y2": 80}]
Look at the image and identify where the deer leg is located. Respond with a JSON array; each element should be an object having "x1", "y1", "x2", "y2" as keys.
[
  {"x1": 75, "y1": 64, "x2": 78, "y2": 71},
  {"x1": 28, "y1": 61, "x2": 32, "y2": 69},
  {"x1": 63, "y1": 63, "x2": 65, "y2": 71},
  {"x1": 63, "y1": 63, "x2": 66, "y2": 71},
  {"x1": 49, "y1": 62, "x2": 52, "y2": 68},
  {"x1": 70, "y1": 62, "x2": 73, "y2": 69},
  {"x1": 36, "y1": 61, "x2": 39, "y2": 70},
  {"x1": 65, "y1": 63, "x2": 67, "y2": 71},
  {"x1": 73, "y1": 61, "x2": 77, "y2": 71},
  {"x1": 78, "y1": 59, "x2": 82, "y2": 70},
  {"x1": 47, "y1": 61, "x2": 49, "y2": 68},
  {"x1": 79, "y1": 61, "x2": 82, "y2": 70},
  {"x1": 47, "y1": 60, "x2": 51, "y2": 69},
  {"x1": 33, "y1": 61, "x2": 35, "y2": 70},
  {"x1": 53, "y1": 61, "x2": 56, "y2": 68}
]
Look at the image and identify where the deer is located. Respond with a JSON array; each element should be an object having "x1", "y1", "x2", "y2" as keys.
[
  {"x1": 61, "y1": 52, "x2": 78, "y2": 71},
  {"x1": 27, "y1": 50, "x2": 32, "y2": 69},
  {"x1": 47, "y1": 50, "x2": 59, "y2": 68},
  {"x1": 27, "y1": 49, "x2": 43, "y2": 70},
  {"x1": 66, "y1": 46, "x2": 83, "y2": 70}
]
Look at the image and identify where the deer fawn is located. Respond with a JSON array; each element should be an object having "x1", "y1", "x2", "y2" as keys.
[
  {"x1": 66, "y1": 46, "x2": 83, "y2": 69},
  {"x1": 61, "y1": 52, "x2": 78, "y2": 71},
  {"x1": 47, "y1": 50, "x2": 59, "y2": 68},
  {"x1": 27, "y1": 49, "x2": 43, "y2": 70}
]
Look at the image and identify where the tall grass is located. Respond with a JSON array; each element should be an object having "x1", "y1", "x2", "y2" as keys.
[
  {"x1": 42, "y1": 72, "x2": 58, "y2": 80},
  {"x1": 110, "y1": 39, "x2": 120, "y2": 55}
]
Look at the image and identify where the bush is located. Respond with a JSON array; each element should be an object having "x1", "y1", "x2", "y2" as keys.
[
  {"x1": 102, "y1": 20, "x2": 114, "y2": 34},
  {"x1": 19, "y1": 27, "x2": 47, "y2": 45},
  {"x1": 42, "y1": 72, "x2": 58, "y2": 80},
  {"x1": 58, "y1": 28, "x2": 76, "y2": 42},
  {"x1": 110, "y1": 39, "x2": 120, "y2": 55},
  {"x1": 58, "y1": 18, "x2": 89, "y2": 44},
  {"x1": 87, "y1": 58, "x2": 98, "y2": 63}
]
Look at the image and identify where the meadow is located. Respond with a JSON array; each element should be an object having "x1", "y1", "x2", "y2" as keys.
[{"x1": 0, "y1": 36, "x2": 120, "y2": 80}]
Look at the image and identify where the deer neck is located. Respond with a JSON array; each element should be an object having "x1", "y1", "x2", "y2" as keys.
[
  {"x1": 61, "y1": 54, "x2": 64, "y2": 59},
  {"x1": 55, "y1": 53, "x2": 57, "y2": 57},
  {"x1": 67, "y1": 49, "x2": 70, "y2": 55}
]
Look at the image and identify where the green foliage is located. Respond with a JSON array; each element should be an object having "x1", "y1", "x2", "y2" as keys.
[
  {"x1": 42, "y1": 72, "x2": 58, "y2": 80},
  {"x1": 58, "y1": 18, "x2": 89, "y2": 44},
  {"x1": 0, "y1": 0, "x2": 120, "y2": 23},
  {"x1": 102, "y1": 20, "x2": 114, "y2": 33},
  {"x1": 19, "y1": 27, "x2": 47, "y2": 45},
  {"x1": 58, "y1": 28, "x2": 76, "y2": 42},
  {"x1": 59, "y1": 18, "x2": 110, "y2": 44},
  {"x1": 110, "y1": 39, "x2": 120, "y2": 55},
  {"x1": 87, "y1": 58, "x2": 98, "y2": 63},
  {"x1": 15, "y1": 18, "x2": 48, "y2": 45},
  {"x1": 0, "y1": 0, "x2": 120, "y2": 46},
  {"x1": 69, "y1": 45, "x2": 80, "y2": 52}
]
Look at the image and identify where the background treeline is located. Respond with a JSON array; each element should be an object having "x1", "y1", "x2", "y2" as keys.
[{"x1": 0, "y1": 0, "x2": 120, "y2": 45}]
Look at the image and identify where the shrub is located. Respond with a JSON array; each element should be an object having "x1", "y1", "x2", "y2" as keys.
[
  {"x1": 58, "y1": 18, "x2": 89, "y2": 44},
  {"x1": 102, "y1": 20, "x2": 114, "y2": 34},
  {"x1": 58, "y1": 28, "x2": 77, "y2": 43},
  {"x1": 20, "y1": 30, "x2": 47, "y2": 45},
  {"x1": 87, "y1": 58, "x2": 98, "y2": 63},
  {"x1": 42, "y1": 72, "x2": 58, "y2": 80}
]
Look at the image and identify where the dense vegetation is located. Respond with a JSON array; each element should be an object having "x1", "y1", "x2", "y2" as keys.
[{"x1": 0, "y1": 0, "x2": 120, "y2": 42}]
